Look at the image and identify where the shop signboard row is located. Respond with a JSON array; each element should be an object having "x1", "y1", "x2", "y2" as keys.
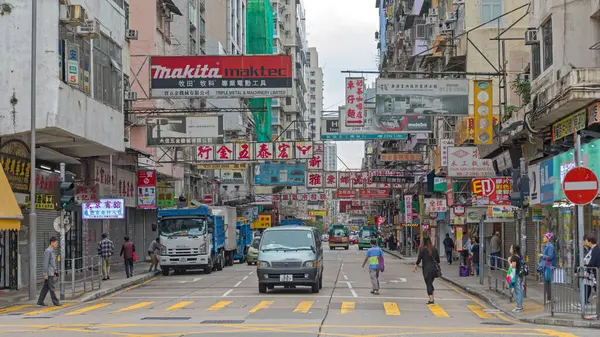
[
  {"x1": 304, "y1": 170, "x2": 418, "y2": 189},
  {"x1": 446, "y1": 146, "x2": 495, "y2": 178},
  {"x1": 333, "y1": 189, "x2": 390, "y2": 199},
  {"x1": 146, "y1": 115, "x2": 223, "y2": 146},
  {"x1": 255, "y1": 193, "x2": 328, "y2": 204},
  {"x1": 196, "y1": 141, "x2": 324, "y2": 161}
]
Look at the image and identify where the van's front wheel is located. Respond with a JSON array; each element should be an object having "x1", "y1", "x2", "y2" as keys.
[{"x1": 258, "y1": 283, "x2": 267, "y2": 293}]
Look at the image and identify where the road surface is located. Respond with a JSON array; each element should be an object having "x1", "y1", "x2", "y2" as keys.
[{"x1": 0, "y1": 245, "x2": 595, "y2": 336}]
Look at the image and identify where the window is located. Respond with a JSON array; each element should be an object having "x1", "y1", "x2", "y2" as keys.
[
  {"x1": 59, "y1": 24, "x2": 91, "y2": 95},
  {"x1": 124, "y1": 2, "x2": 130, "y2": 29},
  {"x1": 310, "y1": 79, "x2": 315, "y2": 85},
  {"x1": 93, "y1": 34, "x2": 123, "y2": 111},
  {"x1": 481, "y1": 0, "x2": 503, "y2": 26},
  {"x1": 286, "y1": 115, "x2": 292, "y2": 122},
  {"x1": 542, "y1": 18, "x2": 553, "y2": 71},
  {"x1": 310, "y1": 71, "x2": 315, "y2": 76},
  {"x1": 286, "y1": 131, "x2": 292, "y2": 139},
  {"x1": 416, "y1": 24, "x2": 426, "y2": 39},
  {"x1": 310, "y1": 86, "x2": 316, "y2": 93},
  {"x1": 531, "y1": 44, "x2": 541, "y2": 79}
]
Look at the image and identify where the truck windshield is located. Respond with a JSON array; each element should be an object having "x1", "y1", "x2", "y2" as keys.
[
  {"x1": 360, "y1": 230, "x2": 375, "y2": 239},
  {"x1": 159, "y1": 218, "x2": 206, "y2": 237},
  {"x1": 260, "y1": 230, "x2": 314, "y2": 251}
]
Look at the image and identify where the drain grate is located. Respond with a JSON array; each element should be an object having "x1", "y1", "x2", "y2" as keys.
[
  {"x1": 141, "y1": 317, "x2": 191, "y2": 320},
  {"x1": 201, "y1": 320, "x2": 244, "y2": 324},
  {"x1": 481, "y1": 322, "x2": 514, "y2": 326}
]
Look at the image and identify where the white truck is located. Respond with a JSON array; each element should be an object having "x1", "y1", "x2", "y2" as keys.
[{"x1": 211, "y1": 206, "x2": 237, "y2": 266}]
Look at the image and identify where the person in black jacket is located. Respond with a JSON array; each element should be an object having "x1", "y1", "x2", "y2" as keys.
[
  {"x1": 583, "y1": 234, "x2": 600, "y2": 304},
  {"x1": 471, "y1": 237, "x2": 481, "y2": 276},
  {"x1": 414, "y1": 237, "x2": 441, "y2": 304},
  {"x1": 443, "y1": 234, "x2": 454, "y2": 265}
]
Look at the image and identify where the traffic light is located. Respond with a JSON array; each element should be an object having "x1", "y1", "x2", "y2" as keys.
[{"x1": 59, "y1": 173, "x2": 75, "y2": 212}]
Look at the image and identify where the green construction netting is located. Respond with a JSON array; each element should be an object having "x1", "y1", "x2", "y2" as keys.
[{"x1": 247, "y1": 0, "x2": 274, "y2": 142}]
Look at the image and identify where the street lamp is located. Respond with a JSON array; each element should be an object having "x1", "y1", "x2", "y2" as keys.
[{"x1": 28, "y1": 0, "x2": 38, "y2": 301}]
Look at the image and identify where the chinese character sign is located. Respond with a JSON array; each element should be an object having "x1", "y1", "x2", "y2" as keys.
[
  {"x1": 404, "y1": 195, "x2": 412, "y2": 223},
  {"x1": 307, "y1": 172, "x2": 324, "y2": 188},
  {"x1": 270, "y1": 193, "x2": 327, "y2": 201},
  {"x1": 215, "y1": 144, "x2": 234, "y2": 161},
  {"x1": 345, "y1": 77, "x2": 365, "y2": 126},
  {"x1": 424, "y1": 198, "x2": 447, "y2": 213},
  {"x1": 82, "y1": 198, "x2": 125, "y2": 219},
  {"x1": 137, "y1": 170, "x2": 157, "y2": 209},
  {"x1": 325, "y1": 172, "x2": 338, "y2": 188},
  {"x1": 196, "y1": 141, "x2": 323, "y2": 162},
  {"x1": 440, "y1": 139, "x2": 455, "y2": 167},
  {"x1": 308, "y1": 154, "x2": 323, "y2": 170}
]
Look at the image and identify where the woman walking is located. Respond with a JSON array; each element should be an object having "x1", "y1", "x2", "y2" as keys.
[
  {"x1": 509, "y1": 245, "x2": 524, "y2": 312},
  {"x1": 413, "y1": 237, "x2": 441, "y2": 304},
  {"x1": 538, "y1": 232, "x2": 556, "y2": 304}
]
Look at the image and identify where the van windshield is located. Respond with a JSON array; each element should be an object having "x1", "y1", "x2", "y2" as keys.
[
  {"x1": 260, "y1": 230, "x2": 314, "y2": 251},
  {"x1": 251, "y1": 237, "x2": 260, "y2": 249}
]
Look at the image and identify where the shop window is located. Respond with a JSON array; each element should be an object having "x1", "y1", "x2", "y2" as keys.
[
  {"x1": 59, "y1": 24, "x2": 91, "y2": 96},
  {"x1": 93, "y1": 34, "x2": 123, "y2": 111},
  {"x1": 542, "y1": 17, "x2": 553, "y2": 71},
  {"x1": 480, "y1": 0, "x2": 503, "y2": 26},
  {"x1": 531, "y1": 44, "x2": 541, "y2": 80}
]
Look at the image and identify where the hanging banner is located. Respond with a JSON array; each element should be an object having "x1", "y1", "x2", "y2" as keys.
[
  {"x1": 137, "y1": 170, "x2": 157, "y2": 209},
  {"x1": 146, "y1": 115, "x2": 223, "y2": 146},
  {"x1": 195, "y1": 141, "x2": 322, "y2": 161},
  {"x1": 440, "y1": 139, "x2": 455, "y2": 167},
  {"x1": 345, "y1": 77, "x2": 365, "y2": 126},
  {"x1": 380, "y1": 153, "x2": 423, "y2": 161},
  {"x1": 270, "y1": 193, "x2": 327, "y2": 201},
  {"x1": 0, "y1": 139, "x2": 31, "y2": 194},
  {"x1": 447, "y1": 146, "x2": 495, "y2": 177},
  {"x1": 473, "y1": 80, "x2": 493, "y2": 144},
  {"x1": 405, "y1": 195, "x2": 413, "y2": 223}
]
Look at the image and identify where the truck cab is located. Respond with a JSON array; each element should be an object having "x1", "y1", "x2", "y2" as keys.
[{"x1": 154, "y1": 205, "x2": 225, "y2": 275}]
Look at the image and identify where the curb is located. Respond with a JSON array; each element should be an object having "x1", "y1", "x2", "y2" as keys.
[
  {"x1": 78, "y1": 271, "x2": 160, "y2": 302},
  {"x1": 385, "y1": 248, "x2": 600, "y2": 329}
]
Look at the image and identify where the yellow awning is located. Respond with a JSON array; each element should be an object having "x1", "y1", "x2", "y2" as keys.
[{"x1": 0, "y1": 164, "x2": 23, "y2": 231}]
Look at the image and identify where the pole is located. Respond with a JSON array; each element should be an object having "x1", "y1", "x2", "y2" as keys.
[
  {"x1": 59, "y1": 163, "x2": 66, "y2": 301},
  {"x1": 479, "y1": 215, "x2": 485, "y2": 285},
  {"x1": 520, "y1": 157, "x2": 527, "y2": 297},
  {"x1": 28, "y1": 0, "x2": 38, "y2": 301},
  {"x1": 575, "y1": 133, "x2": 586, "y2": 312}
]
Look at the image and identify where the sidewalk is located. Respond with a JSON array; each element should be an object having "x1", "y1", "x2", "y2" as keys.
[
  {"x1": 383, "y1": 248, "x2": 600, "y2": 329},
  {"x1": 0, "y1": 261, "x2": 159, "y2": 308}
]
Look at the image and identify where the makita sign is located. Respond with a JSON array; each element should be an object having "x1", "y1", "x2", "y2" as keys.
[{"x1": 150, "y1": 55, "x2": 293, "y2": 99}]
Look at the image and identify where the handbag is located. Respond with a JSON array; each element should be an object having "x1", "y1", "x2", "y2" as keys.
[
  {"x1": 132, "y1": 251, "x2": 138, "y2": 263},
  {"x1": 506, "y1": 266, "x2": 516, "y2": 288},
  {"x1": 378, "y1": 254, "x2": 385, "y2": 272}
]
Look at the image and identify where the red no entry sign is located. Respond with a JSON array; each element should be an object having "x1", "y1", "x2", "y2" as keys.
[{"x1": 562, "y1": 167, "x2": 599, "y2": 205}]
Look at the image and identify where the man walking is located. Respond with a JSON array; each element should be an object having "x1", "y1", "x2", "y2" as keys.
[
  {"x1": 362, "y1": 238, "x2": 384, "y2": 295},
  {"x1": 490, "y1": 231, "x2": 502, "y2": 270},
  {"x1": 443, "y1": 233, "x2": 454, "y2": 265},
  {"x1": 120, "y1": 236, "x2": 136, "y2": 278},
  {"x1": 98, "y1": 233, "x2": 114, "y2": 280},
  {"x1": 37, "y1": 237, "x2": 61, "y2": 307}
]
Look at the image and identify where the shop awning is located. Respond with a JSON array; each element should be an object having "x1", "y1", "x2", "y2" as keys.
[{"x1": 0, "y1": 165, "x2": 23, "y2": 231}]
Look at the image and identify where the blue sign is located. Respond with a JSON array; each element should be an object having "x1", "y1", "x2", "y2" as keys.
[
  {"x1": 254, "y1": 163, "x2": 306, "y2": 186},
  {"x1": 540, "y1": 159, "x2": 554, "y2": 204},
  {"x1": 321, "y1": 134, "x2": 407, "y2": 140}
]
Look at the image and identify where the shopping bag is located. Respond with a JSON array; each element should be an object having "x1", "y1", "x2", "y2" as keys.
[
  {"x1": 132, "y1": 251, "x2": 138, "y2": 263},
  {"x1": 378, "y1": 255, "x2": 385, "y2": 272},
  {"x1": 506, "y1": 267, "x2": 516, "y2": 288}
]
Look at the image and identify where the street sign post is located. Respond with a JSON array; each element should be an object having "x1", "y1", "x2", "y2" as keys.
[{"x1": 562, "y1": 167, "x2": 599, "y2": 205}]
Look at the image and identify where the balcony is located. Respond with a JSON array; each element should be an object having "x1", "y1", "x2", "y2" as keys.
[{"x1": 530, "y1": 68, "x2": 600, "y2": 129}]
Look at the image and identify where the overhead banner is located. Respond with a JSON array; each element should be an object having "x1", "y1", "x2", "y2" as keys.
[
  {"x1": 219, "y1": 169, "x2": 245, "y2": 184},
  {"x1": 345, "y1": 77, "x2": 365, "y2": 126},
  {"x1": 528, "y1": 163, "x2": 541, "y2": 205},
  {"x1": 473, "y1": 80, "x2": 493, "y2": 144},
  {"x1": 380, "y1": 153, "x2": 423, "y2": 162},
  {"x1": 375, "y1": 78, "x2": 469, "y2": 116},
  {"x1": 195, "y1": 141, "x2": 323, "y2": 162},
  {"x1": 137, "y1": 170, "x2": 157, "y2": 209},
  {"x1": 197, "y1": 163, "x2": 249, "y2": 169},
  {"x1": 551, "y1": 109, "x2": 586, "y2": 142},
  {"x1": 254, "y1": 163, "x2": 306, "y2": 186},
  {"x1": 271, "y1": 193, "x2": 327, "y2": 201},
  {"x1": 146, "y1": 115, "x2": 223, "y2": 146},
  {"x1": 447, "y1": 146, "x2": 495, "y2": 177},
  {"x1": 318, "y1": 170, "x2": 414, "y2": 189},
  {"x1": 149, "y1": 55, "x2": 293, "y2": 98}
]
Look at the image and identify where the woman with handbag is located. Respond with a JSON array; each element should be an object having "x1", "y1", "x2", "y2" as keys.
[
  {"x1": 414, "y1": 237, "x2": 441, "y2": 304},
  {"x1": 537, "y1": 232, "x2": 556, "y2": 304}
]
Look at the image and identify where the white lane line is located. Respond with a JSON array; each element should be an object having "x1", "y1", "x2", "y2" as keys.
[
  {"x1": 249, "y1": 271, "x2": 254, "y2": 275},
  {"x1": 242, "y1": 276, "x2": 248, "y2": 281},
  {"x1": 234, "y1": 281, "x2": 242, "y2": 287},
  {"x1": 343, "y1": 274, "x2": 348, "y2": 280},
  {"x1": 346, "y1": 281, "x2": 358, "y2": 298},
  {"x1": 222, "y1": 289, "x2": 234, "y2": 297}
]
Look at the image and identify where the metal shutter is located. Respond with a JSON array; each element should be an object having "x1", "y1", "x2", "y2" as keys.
[
  {"x1": 144, "y1": 211, "x2": 157, "y2": 260},
  {"x1": 35, "y1": 209, "x2": 61, "y2": 280},
  {"x1": 86, "y1": 220, "x2": 103, "y2": 257},
  {"x1": 525, "y1": 214, "x2": 537, "y2": 274},
  {"x1": 134, "y1": 209, "x2": 145, "y2": 259},
  {"x1": 503, "y1": 221, "x2": 516, "y2": 261}
]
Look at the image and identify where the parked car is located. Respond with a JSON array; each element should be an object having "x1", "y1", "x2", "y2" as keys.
[
  {"x1": 349, "y1": 235, "x2": 359, "y2": 245},
  {"x1": 321, "y1": 233, "x2": 329, "y2": 242}
]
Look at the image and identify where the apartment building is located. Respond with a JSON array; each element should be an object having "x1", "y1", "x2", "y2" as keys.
[
  {"x1": 307, "y1": 47, "x2": 324, "y2": 140},
  {"x1": 271, "y1": 0, "x2": 309, "y2": 142}
]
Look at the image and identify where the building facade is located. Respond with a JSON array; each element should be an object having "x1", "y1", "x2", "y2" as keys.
[{"x1": 307, "y1": 47, "x2": 324, "y2": 140}]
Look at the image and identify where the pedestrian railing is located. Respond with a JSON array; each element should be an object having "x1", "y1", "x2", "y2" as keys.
[
  {"x1": 60, "y1": 255, "x2": 103, "y2": 298},
  {"x1": 544, "y1": 266, "x2": 599, "y2": 319},
  {"x1": 485, "y1": 254, "x2": 514, "y2": 301}
]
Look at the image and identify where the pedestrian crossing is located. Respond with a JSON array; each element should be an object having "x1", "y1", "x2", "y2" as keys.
[{"x1": 0, "y1": 300, "x2": 500, "y2": 319}]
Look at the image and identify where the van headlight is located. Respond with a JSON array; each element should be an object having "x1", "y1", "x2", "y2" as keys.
[
  {"x1": 303, "y1": 261, "x2": 318, "y2": 267},
  {"x1": 199, "y1": 243, "x2": 207, "y2": 254},
  {"x1": 257, "y1": 261, "x2": 271, "y2": 267}
]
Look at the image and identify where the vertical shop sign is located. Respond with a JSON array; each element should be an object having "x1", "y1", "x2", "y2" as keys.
[
  {"x1": 345, "y1": 77, "x2": 365, "y2": 126},
  {"x1": 473, "y1": 80, "x2": 493, "y2": 145},
  {"x1": 137, "y1": 170, "x2": 157, "y2": 209},
  {"x1": 540, "y1": 158, "x2": 554, "y2": 204},
  {"x1": 404, "y1": 195, "x2": 413, "y2": 223},
  {"x1": 157, "y1": 182, "x2": 175, "y2": 208}
]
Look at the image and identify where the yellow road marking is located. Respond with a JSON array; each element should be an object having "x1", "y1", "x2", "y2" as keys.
[
  {"x1": 113, "y1": 302, "x2": 153, "y2": 313},
  {"x1": 65, "y1": 302, "x2": 112, "y2": 316},
  {"x1": 206, "y1": 301, "x2": 232, "y2": 311},
  {"x1": 293, "y1": 301, "x2": 314, "y2": 313},
  {"x1": 467, "y1": 305, "x2": 492, "y2": 319},
  {"x1": 24, "y1": 303, "x2": 73, "y2": 316},
  {"x1": 340, "y1": 301, "x2": 355, "y2": 314},
  {"x1": 383, "y1": 302, "x2": 400, "y2": 316},
  {"x1": 0, "y1": 305, "x2": 33, "y2": 315},
  {"x1": 249, "y1": 301, "x2": 273, "y2": 313},
  {"x1": 166, "y1": 301, "x2": 193, "y2": 311},
  {"x1": 427, "y1": 303, "x2": 449, "y2": 318}
]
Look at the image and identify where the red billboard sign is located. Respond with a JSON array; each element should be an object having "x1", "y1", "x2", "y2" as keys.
[
  {"x1": 150, "y1": 55, "x2": 293, "y2": 99},
  {"x1": 137, "y1": 170, "x2": 157, "y2": 209},
  {"x1": 359, "y1": 189, "x2": 390, "y2": 199},
  {"x1": 471, "y1": 177, "x2": 512, "y2": 206}
]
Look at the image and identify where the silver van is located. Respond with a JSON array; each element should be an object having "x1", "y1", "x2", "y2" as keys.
[{"x1": 256, "y1": 226, "x2": 323, "y2": 293}]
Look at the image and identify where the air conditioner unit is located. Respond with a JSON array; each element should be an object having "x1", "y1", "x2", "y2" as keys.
[
  {"x1": 124, "y1": 91, "x2": 138, "y2": 101},
  {"x1": 453, "y1": 0, "x2": 465, "y2": 5},
  {"x1": 428, "y1": 8, "x2": 439, "y2": 17},
  {"x1": 125, "y1": 29, "x2": 138, "y2": 40},
  {"x1": 446, "y1": 12, "x2": 458, "y2": 22},
  {"x1": 525, "y1": 28, "x2": 539, "y2": 45},
  {"x1": 426, "y1": 16, "x2": 437, "y2": 25},
  {"x1": 76, "y1": 19, "x2": 100, "y2": 39},
  {"x1": 59, "y1": 4, "x2": 86, "y2": 26},
  {"x1": 165, "y1": 13, "x2": 174, "y2": 22}
]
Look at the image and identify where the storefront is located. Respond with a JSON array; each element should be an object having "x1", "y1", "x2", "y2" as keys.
[{"x1": 0, "y1": 164, "x2": 22, "y2": 289}]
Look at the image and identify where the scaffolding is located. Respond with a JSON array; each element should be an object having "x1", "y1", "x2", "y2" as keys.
[{"x1": 246, "y1": 0, "x2": 275, "y2": 142}]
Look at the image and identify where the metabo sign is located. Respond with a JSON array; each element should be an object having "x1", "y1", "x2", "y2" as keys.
[{"x1": 150, "y1": 55, "x2": 293, "y2": 99}]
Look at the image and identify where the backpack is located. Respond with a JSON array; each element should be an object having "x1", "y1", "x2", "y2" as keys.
[{"x1": 520, "y1": 257, "x2": 529, "y2": 276}]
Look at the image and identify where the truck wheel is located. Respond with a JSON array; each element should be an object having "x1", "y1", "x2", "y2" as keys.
[
  {"x1": 258, "y1": 283, "x2": 267, "y2": 293},
  {"x1": 247, "y1": 261, "x2": 252, "y2": 266},
  {"x1": 359, "y1": 247, "x2": 363, "y2": 250},
  {"x1": 161, "y1": 268, "x2": 170, "y2": 276},
  {"x1": 205, "y1": 260, "x2": 213, "y2": 274},
  {"x1": 311, "y1": 281, "x2": 320, "y2": 293},
  {"x1": 319, "y1": 274, "x2": 323, "y2": 289},
  {"x1": 217, "y1": 254, "x2": 224, "y2": 271},
  {"x1": 228, "y1": 252, "x2": 234, "y2": 266}
]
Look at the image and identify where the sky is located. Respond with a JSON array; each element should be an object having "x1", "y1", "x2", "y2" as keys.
[{"x1": 303, "y1": 0, "x2": 380, "y2": 170}]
